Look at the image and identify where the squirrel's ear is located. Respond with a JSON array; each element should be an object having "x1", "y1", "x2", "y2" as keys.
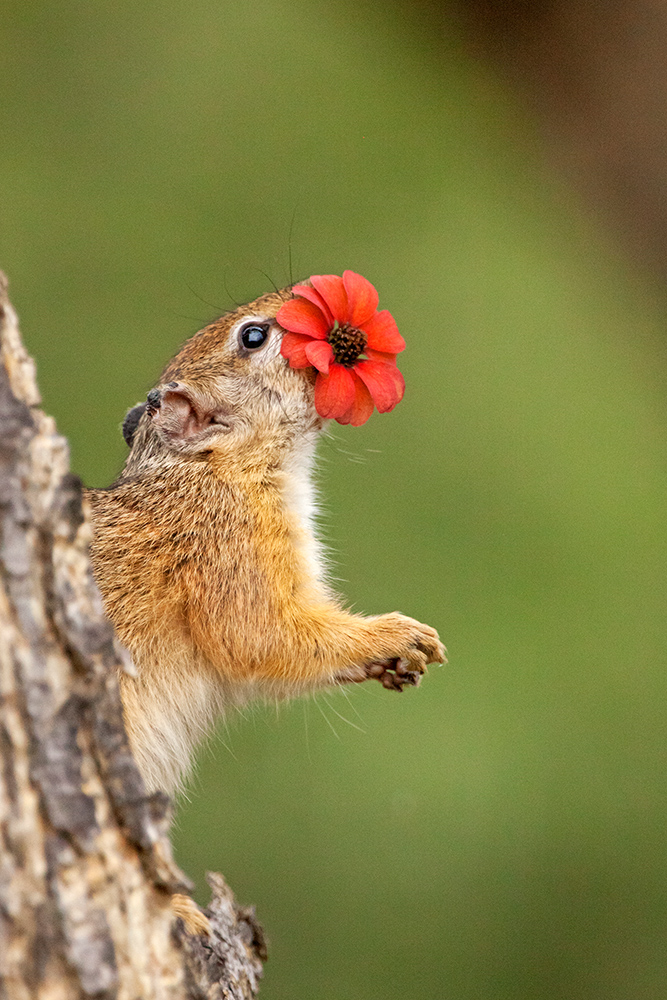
[{"x1": 149, "y1": 382, "x2": 233, "y2": 448}]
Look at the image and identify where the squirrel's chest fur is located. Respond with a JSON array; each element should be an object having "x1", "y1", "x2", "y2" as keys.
[{"x1": 87, "y1": 432, "x2": 326, "y2": 791}]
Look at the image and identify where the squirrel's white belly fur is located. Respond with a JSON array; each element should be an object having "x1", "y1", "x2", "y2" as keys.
[{"x1": 280, "y1": 429, "x2": 328, "y2": 588}]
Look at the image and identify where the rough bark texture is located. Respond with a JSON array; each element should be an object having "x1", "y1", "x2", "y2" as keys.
[{"x1": 0, "y1": 272, "x2": 265, "y2": 999}]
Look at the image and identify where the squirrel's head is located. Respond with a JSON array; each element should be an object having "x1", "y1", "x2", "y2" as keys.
[{"x1": 122, "y1": 287, "x2": 323, "y2": 470}]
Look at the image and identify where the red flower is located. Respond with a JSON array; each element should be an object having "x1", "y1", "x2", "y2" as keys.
[{"x1": 277, "y1": 270, "x2": 406, "y2": 426}]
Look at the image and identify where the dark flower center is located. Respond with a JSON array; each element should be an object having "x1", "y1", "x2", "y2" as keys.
[{"x1": 327, "y1": 323, "x2": 367, "y2": 367}]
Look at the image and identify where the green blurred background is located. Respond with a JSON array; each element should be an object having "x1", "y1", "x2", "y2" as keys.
[{"x1": 2, "y1": 2, "x2": 667, "y2": 997}]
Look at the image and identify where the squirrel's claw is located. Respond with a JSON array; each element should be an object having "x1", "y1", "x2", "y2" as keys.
[
  {"x1": 340, "y1": 656, "x2": 425, "y2": 691},
  {"x1": 370, "y1": 657, "x2": 424, "y2": 692}
]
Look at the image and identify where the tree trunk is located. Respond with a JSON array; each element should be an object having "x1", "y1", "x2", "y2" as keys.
[
  {"x1": 452, "y1": 0, "x2": 667, "y2": 283},
  {"x1": 0, "y1": 272, "x2": 266, "y2": 999}
]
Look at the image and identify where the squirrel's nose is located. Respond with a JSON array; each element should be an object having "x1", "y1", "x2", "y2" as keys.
[{"x1": 146, "y1": 388, "x2": 162, "y2": 412}]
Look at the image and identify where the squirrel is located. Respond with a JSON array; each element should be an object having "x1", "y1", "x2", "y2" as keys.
[{"x1": 86, "y1": 285, "x2": 446, "y2": 797}]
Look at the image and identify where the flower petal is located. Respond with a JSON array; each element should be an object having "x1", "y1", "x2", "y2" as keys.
[
  {"x1": 276, "y1": 298, "x2": 329, "y2": 339},
  {"x1": 305, "y1": 339, "x2": 334, "y2": 374},
  {"x1": 310, "y1": 274, "x2": 349, "y2": 324},
  {"x1": 337, "y1": 373, "x2": 375, "y2": 426},
  {"x1": 366, "y1": 348, "x2": 398, "y2": 365},
  {"x1": 360, "y1": 309, "x2": 405, "y2": 354},
  {"x1": 343, "y1": 271, "x2": 379, "y2": 327},
  {"x1": 292, "y1": 283, "x2": 334, "y2": 327},
  {"x1": 354, "y1": 360, "x2": 405, "y2": 413},
  {"x1": 281, "y1": 332, "x2": 315, "y2": 368},
  {"x1": 314, "y1": 364, "x2": 356, "y2": 419}
]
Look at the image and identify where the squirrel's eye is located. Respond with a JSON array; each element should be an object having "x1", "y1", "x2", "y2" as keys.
[{"x1": 239, "y1": 323, "x2": 270, "y2": 351}]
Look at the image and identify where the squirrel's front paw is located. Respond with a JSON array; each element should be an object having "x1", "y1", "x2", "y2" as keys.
[
  {"x1": 335, "y1": 613, "x2": 446, "y2": 692},
  {"x1": 372, "y1": 612, "x2": 446, "y2": 675}
]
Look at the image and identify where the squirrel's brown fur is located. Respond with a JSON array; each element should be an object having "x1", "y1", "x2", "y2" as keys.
[{"x1": 86, "y1": 288, "x2": 445, "y2": 794}]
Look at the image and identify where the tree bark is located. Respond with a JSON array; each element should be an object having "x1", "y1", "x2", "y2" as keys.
[{"x1": 0, "y1": 272, "x2": 266, "y2": 999}]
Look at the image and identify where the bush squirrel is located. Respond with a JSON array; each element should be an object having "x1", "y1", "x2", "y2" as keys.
[{"x1": 87, "y1": 286, "x2": 445, "y2": 795}]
